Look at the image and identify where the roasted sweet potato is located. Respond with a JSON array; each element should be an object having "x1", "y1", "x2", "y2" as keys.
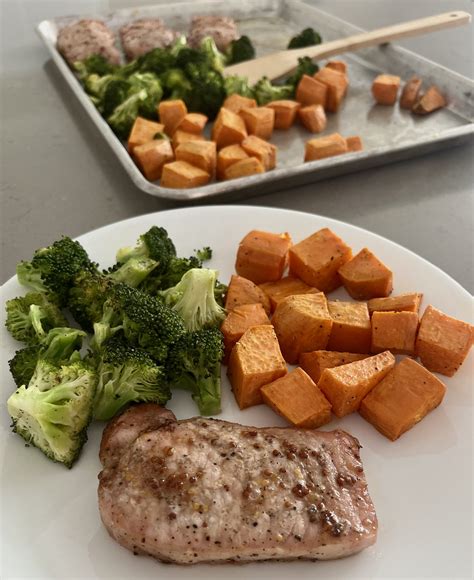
[
  {"x1": 259, "y1": 276, "x2": 318, "y2": 312},
  {"x1": 267, "y1": 100, "x2": 301, "y2": 129},
  {"x1": 228, "y1": 325, "x2": 287, "y2": 409},
  {"x1": 220, "y1": 303, "x2": 271, "y2": 363},
  {"x1": 172, "y1": 130, "x2": 205, "y2": 150},
  {"x1": 240, "y1": 107, "x2": 275, "y2": 140},
  {"x1": 299, "y1": 104, "x2": 327, "y2": 133},
  {"x1": 400, "y1": 76, "x2": 422, "y2": 109},
  {"x1": 261, "y1": 368, "x2": 332, "y2": 428},
  {"x1": 317, "y1": 351, "x2": 395, "y2": 417},
  {"x1": 313, "y1": 67, "x2": 349, "y2": 112},
  {"x1": 222, "y1": 94, "x2": 257, "y2": 114},
  {"x1": 299, "y1": 350, "x2": 369, "y2": 383},
  {"x1": 223, "y1": 157, "x2": 265, "y2": 180},
  {"x1": 216, "y1": 144, "x2": 249, "y2": 180},
  {"x1": 327, "y1": 300, "x2": 372, "y2": 353},
  {"x1": 346, "y1": 136, "x2": 363, "y2": 152},
  {"x1": 415, "y1": 305, "x2": 473, "y2": 376},
  {"x1": 158, "y1": 99, "x2": 187, "y2": 136},
  {"x1": 325, "y1": 60, "x2": 347, "y2": 74},
  {"x1": 225, "y1": 274, "x2": 271, "y2": 315},
  {"x1": 177, "y1": 112, "x2": 208, "y2": 134},
  {"x1": 304, "y1": 133, "x2": 349, "y2": 162},
  {"x1": 359, "y1": 358, "x2": 446, "y2": 440},
  {"x1": 372, "y1": 74, "x2": 400, "y2": 105},
  {"x1": 212, "y1": 107, "x2": 248, "y2": 149},
  {"x1": 241, "y1": 136, "x2": 277, "y2": 171},
  {"x1": 289, "y1": 227, "x2": 352, "y2": 292},
  {"x1": 338, "y1": 248, "x2": 393, "y2": 300},
  {"x1": 235, "y1": 230, "x2": 292, "y2": 284},
  {"x1": 371, "y1": 311, "x2": 419, "y2": 355},
  {"x1": 160, "y1": 160, "x2": 210, "y2": 188},
  {"x1": 296, "y1": 75, "x2": 327, "y2": 107},
  {"x1": 132, "y1": 139, "x2": 174, "y2": 181},
  {"x1": 368, "y1": 293, "x2": 423, "y2": 315},
  {"x1": 175, "y1": 140, "x2": 216, "y2": 175},
  {"x1": 272, "y1": 293, "x2": 333, "y2": 364},
  {"x1": 412, "y1": 86, "x2": 447, "y2": 115},
  {"x1": 128, "y1": 117, "x2": 165, "y2": 153}
]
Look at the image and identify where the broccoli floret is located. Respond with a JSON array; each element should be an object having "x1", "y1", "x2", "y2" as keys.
[
  {"x1": 199, "y1": 37, "x2": 227, "y2": 72},
  {"x1": 116, "y1": 226, "x2": 177, "y2": 270},
  {"x1": 253, "y1": 77, "x2": 294, "y2": 105},
  {"x1": 107, "y1": 89, "x2": 149, "y2": 138},
  {"x1": 93, "y1": 336, "x2": 170, "y2": 421},
  {"x1": 100, "y1": 78, "x2": 132, "y2": 116},
  {"x1": 287, "y1": 27, "x2": 322, "y2": 49},
  {"x1": 8, "y1": 345, "x2": 40, "y2": 388},
  {"x1": 107, "y1": 257, "x2": 158, "y2": 287},
  {"x1": 196, "y1": 247, "x2": 212, "y2": 261},
  {"x1": 160, "y1": 68, "x2": 193, "y2": 100},
  {"x1": 168, "y1": 34, "x2": 188, "y2": 57},
  {"x1": 166, "y1": 328, "x2": 224, "y2": 415},
  {"x1": 160, "y1": 268, "x2": 226, "y2": 332},
  {"x1": 133, "y1": 47, "x2": 177, "y2": 75},
  {"x1": 285, "y1": 56, "x2": 319, "y2": 88},
  {"x1": 126, "y1": 72, "x2": 163, "y2": 117},
  {"x1": 214, "y1": 280, "x2": 227, "y2": 308},
  {"x1": 224, "y1": 75, "x2": 255, "y2": 98},
  {"x1": 5, "y1": 292, "x2": 67, "y2": 344},
  {"x1": 183, "y1": 65, "x2": 226, "y2": 119},
  {"x1": 225, "y1": 36, "x2": 256, "y2": 65},
  {"x1": 7, "y1": 359, "x2": 97, "y2": 468},
  {"x1": 68, "y1": 271, "x2": 112, "y2": 332},
  {"x1": 73, "y1": 55, "x2": 117, "y2": 80}
]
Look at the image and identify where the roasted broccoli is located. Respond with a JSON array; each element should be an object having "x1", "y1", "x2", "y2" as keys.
[
  {"x1": 106, "y1": 257, "x2": 158, "y2": 287},
  {"x1": 8, "y1": 345, "x2": 40, "y2": 389},
  {"x1": 225, "y1": 35, "x2": 256, "y2": 65},
  {"x1": 253, "y1": 77, "x2": 294, "y2": 105},
  {"x1": 7, "y1": 358, "x2": 97, "y2": 468},
  {"x1": 107, "y1": 89, "x2": 153, "y2": 138},
  {"x1": 286, "y1": 56, "x2": 319, "y2": 88},
  {"x1": 224, "y1": 75, "x2": 255, "y2": 98},
  {"x1": 93, "y1": 336, "x2": 170, "y2": 421},
  {"x1": 166, "y1": 328, "x2": 224, "y2": 416},
  {"x1": 73, "y1": 54, "x2": 117, "y2": 80},
  {"x1": 199, "y1": 37, "x2": 227, "y2": 72},
  {"x1": 5, "y1": 292, "x2": 67, "y2": 344},
  {"x1": 67, "y1": 271, "x2": 112, "y2": 331},
  {"x1": 287, "y1": 27, "x2": 322, "y2": 49},
  {"x1": 116, "y1": 226, "x2": 177, "y2": 270}
]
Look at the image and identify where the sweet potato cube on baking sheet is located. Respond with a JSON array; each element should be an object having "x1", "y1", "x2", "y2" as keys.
[
  {"x1": 133, "y1": 139, "x2": 174, "y2": 181},
  {"x1": 299, "y1": 104, "x2": 327, "y2": 133},
  {"x1": 318, "y1": 350, "x2": 395, "y2": 417},
  {"x1": 223, "y1": 157, "x2": 265, "y2": 180},
  {"x1": 415, "y1": 305, "x2": 473, "y2": 376},
  {"x1": 240, "y1": 107, "x2": 275, "y2": 140},
  {"x1": 228, "y1": 325, "x2": 287, "y2": 409},
  {"x1": 212, "y1": 107, "x2": 248, "y2": 149},
  {"x1": 259, "y1": 276, "x2": 318, "y2": 312},
  {"x1": 158, "y1": 99, "x2": 187, "y2": 136},
  {"x1": 371, "y1": 311, "x2": 419, "y2": 355},
  {"x1": 225, "y1": 274, "x2": 271, "y2": 315},
  {"x1": 177, "y1": 113, "x2": 208, "y2": 134},
  {"x1": 368, "y1": 293, "x2": 423, "y2": 315},
  {"x1": 172, "y1": 130, "x2": 205, "y2": 150},
  {"x1": 235, "y1": 230, "x2": 292, "y2": 284},
  {"x1": 128, "y1": 117, "x2": 165, "y2": 152},
  {"x1": 261, "y1": 367, "x2": 332, "y2": 428},
  {"x1": 412, "y1": 86, "x2": 447, "y2": 115},
  {"x1": 327, "y1": 300, "x2": 371, "y2": 353},
  {"x1": 338, "y1": 248, "x2": 393, "y2": 300},
  {"x1": 267, "y1": 100, "x2": 301, "y2": 129},
  {"x1": 304, "y1": 133, "x2": 348, "y2": 162},
  {"x1": 372, "y1": 74, "x2": 400, "y2": 105},
  {"x1": 272, "y1": 293, "x2": 333, "y2": 364},
  {"x1": 325, "y1": 60, "x2": 347, "y2": 74},
  {"x1": 216, "y1": 144, "x2": 249, "y2": 179},
  {"x1": 299, "y1": 350, "x2": 369, "y2": 384},
  {"x1": 223, "y1": 94, "x2": 257, "y2": 114},
  {"x1": 400, "y1": 76, "x2": 422, "y2": 109},
  {"x1": 160, "y1": 160, "x2": 210, "y2": 189},
  {"x1": 241, "y1": 136, "x2": 277, "y2": 171},
  {"x1": 220, "y1": 303, "x2": 271, "y2": 363},
  {"x1": 359, "y1": 358, "x2": 446, "y2": 441},
  {"x1": 289, "y1": 227, "x2": 352, "y2": 292},
  {"x1": 314, "y1": 67, "x2": 349, "y2": 112},
  {"x1": 346, "y1": 136, "x2": 363, "y2": 152},
  {"x1": 296, "y1": 75, "x2": 328, "y2": 107},
  {"x1": 175, "y1": 140, "x2": 216, "y2": 175}
]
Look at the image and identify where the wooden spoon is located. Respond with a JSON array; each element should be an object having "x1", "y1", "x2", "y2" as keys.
[{"x1": 224, "y1": 11, "x2": 471, "y2": 84}]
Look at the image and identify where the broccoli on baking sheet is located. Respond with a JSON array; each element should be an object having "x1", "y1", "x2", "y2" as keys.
[
  {"x1": 287, "y1": 27, "x2": 322, "y2": 49},
  {"x1": 225, "y1": 35, "x2": 256, "y2": 65}
]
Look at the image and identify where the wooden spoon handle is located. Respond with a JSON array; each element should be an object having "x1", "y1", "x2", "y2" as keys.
[{"x1": 225, "y1": 11, "x2": 471, "y2": 84}]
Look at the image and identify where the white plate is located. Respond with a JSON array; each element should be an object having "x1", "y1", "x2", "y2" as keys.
[{"x1": 1, "y1": 206, "x2": 472, "y2": 580}]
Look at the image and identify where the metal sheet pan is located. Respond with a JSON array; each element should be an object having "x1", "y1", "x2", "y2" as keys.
[{"x1": 36, "y1": 0, "x2": 474, "y2": 202}]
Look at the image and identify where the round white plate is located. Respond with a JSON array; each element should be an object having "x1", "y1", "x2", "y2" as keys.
[{"x1": 1, "y1": 206, "x2": 472, "y2": 580}]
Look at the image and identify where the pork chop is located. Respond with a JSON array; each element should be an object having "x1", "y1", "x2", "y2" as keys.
[
  {"x1": 57, "y1": 19, "x2": 121, "y2": 66},
  {"x1": 187, "y1": 16, "x2": 238, "y2": 51},
  {"x1": 98, "y1": 404, "x2": 377, "y2": 564},
  {"x1": 119, "y1": 19, "x2": 178, "y2": 61}
]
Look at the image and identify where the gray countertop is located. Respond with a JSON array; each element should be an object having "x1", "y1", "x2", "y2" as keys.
[{"x1": 1, "y1": 0, "x2": 473, "y2": 291}]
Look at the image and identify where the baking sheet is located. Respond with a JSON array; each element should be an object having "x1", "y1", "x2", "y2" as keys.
[{"x1": 36, "y1": 0, "x2": 474, "y2": 202}]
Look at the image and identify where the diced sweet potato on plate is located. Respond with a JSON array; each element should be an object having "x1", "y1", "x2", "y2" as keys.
[
  {"x1": 299, "y1": 350, "x2": 369, "y2": 383},
  {"x1": 240, "y1": 107, "x2": 275, "y2": 140},
  {"x1": 338, "y1": 247, "x2": 393, "y2": 300},
  {"x1": 223, "y1": 157, "x2": 265, "y2": 180},
  {"x1": 132, "y1": 139, "x2": 174, "y2": 181},
  {"x1": 371, "y1": 311, "x2": 419, "y2": 355},
  {"x1": 327, "y1": 300, "x2": 372, "y2": 353},
  {"x1": 314, "y1": 67, "x2": 349, "y2": 112},
  {"x1": 177, "y1": 113, "x2": 208, "y2": 134},
  {"x1": 128, "y1": 117, "x2": 165, "y2": 153},
  {"x1": 216, "y1": 144, "x2": 249, "y2": 180},
  {"x1": 212, "y1": 107, "x2": 248, "y2": 149},
  {"x1": 267, "y1": 100, "x2": 301, "y2": 129},
  {"x1": 299, "y1": 104, "x2": 327, "y2": 133},
  {"x1": 172, "y1": 130, "x2": 205, "y2": 150},
  {"x1": 241, "y1": 136, "x2": 277, "y2": 171},
  {"x1": 160, "y1": 160, "x2": 210, "y2": 188},
  {"x1": 259, "y1": 276, "x2": 318, "y2": 312},
  {"x1": 372, "y1": 74, "x2": 401, "y2": 105},
  {"x1": 368, "y1": 292, "x2": 422, "y2": 315},
  {"x1": 225, "y1": 274, "x2": 271, "y2": 315},
  {"x1": 220, "y1": 303, "x2": 271, "y2": 363},
  {"x1": 304, "y1": 133, "x2": 349, "y2": 162},
  {"x1": 175, "y1": 140, "x2": 216, "y2": 175},
  {"x1": 158, "y1": 99, "x2": 187, "y2": 136},
  {"x1": 222, "y1": 94, "x2": 257, "y2": 114},
  {"x1": 296, "y1": 74, "x2": 327, "y2": 107}
]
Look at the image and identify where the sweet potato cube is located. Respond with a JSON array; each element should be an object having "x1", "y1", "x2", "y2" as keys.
[
  {"x1": 372, "y1": 74, "x2": 400, "y2": 105},
  {"x1": 175, "y1": 140, "x2": 216, "y2": 175},
  {"x1": 225, "y1": 274, "x2": 271, "y2": 315},
  {"x1": 261, "y1": 368, "x2": 332, "y2": 428},
  {"x1": 289, "y1": 227, "x2": 352, "y2": 292},
  {"x1": 412, "y1": 85, "x2": 447, "y2": 115},
  {"x1": 177, "y1": 113, "x2": 208, "y2": 134},
  {"x1": 400, "y1": 76, "x2": 422, "y2": 109},
  {"x1": 299, "y1": 104, "x2": 327, "y2": 133},
  {"x1": 325, "y1": 60, "x2": 347, "y2": 74},
  {"x1": 318, "y1": 351, "x2": 395, "y2": 417},
  {"x1": 228, "y1": 325, "x2": 287, "y2": 409},
  {"x1": 172, "y1": 130, "x2": 205, "y2": 150},
  {"x1": 216, "y1": 144, "x2": 249, "y2": 180},
  {"x1": 359, "y1": 358, "x2": 446, "y2": 440},
  {"x1": 327, "y1": 301, "x2": 371, "y2": 353},
  {"x1": 371, "y1": 311, "x2": 419, "y2": 355},
  {"x1": 241, "y1": 136, "x2": 277, "y2": 171},
  {"x1": 259, "y1": 276, "x2": 318, "y2": 312},
  {"x1": 272, "y1": 293, "x2": 333, "y2": 364},
  {"x1": 211, "y1": 108, "x2": 248, "y2": 149},
  {"x1": 235, "y1": 230, "x2": 292, "y2": 284},
  {"x1": 160, "y1": 160, "x2": 210, "y2": 189},
  {"x1": 158, "y1": 99, "x2": 187, "y2": 136},
  {"x1": 223, "y1": 157, "x2": 265, "y2": 180},
  {"x1": 133, "y1": 139, "x2": 174, "y2": 181},
  {"x1": 128, "y1": 117, "x2": 165, "y2": 153},
  {"x1": 304, "y1": 133, "x2": 348, "y2": 162},
  {"x1": 223, "y1": 94, "x2": 257, "y2": 114},
  {"x1": 220, "y1": 303, "x2": 271, "y2": 363},
  {"x1": 314, "y1": 67, "x2": 349, "y2": 112},
  {"x1": 240, "y1": 107, "x2": 275, "y2": 140},
  {"x1": 368, "y1": 293, "x2": 423, "y2": 315},
  {"x1": 267, "y1": 100, "x2": 301, "y2": 129},
  {"x1": 338, "y1": 248, "x2": 393, "y2": 300},
  {"x1": 346, "y1": 136, "x2": 363, "y2": 152},
  {"x1": 415, "y1": 305, "x2": 473, "y2": 376},
  {"x1": 299, "y1": 350, "x2": 368, "y2": 383},
  {"x1": 296, "y1": 75, "x2": 327, "y2": 107}
]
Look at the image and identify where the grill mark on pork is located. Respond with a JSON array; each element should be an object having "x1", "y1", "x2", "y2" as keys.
[
  {"x1": 98, "y1": 404, "x2": 377, "y2": 564},
  {"x1": 187, "y1": 15, "x2": 238, "y2": 51},
  {"x1": 57, "y1": 19, "x2": 121, "y2": 66},
  {"x1": 119, "y1": 19, "x2": 179, "y2": 60}
]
